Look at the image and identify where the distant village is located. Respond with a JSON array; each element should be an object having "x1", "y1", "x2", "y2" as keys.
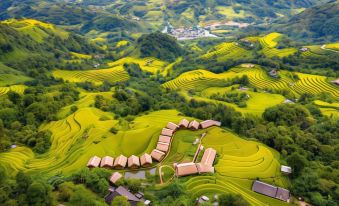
[
  {"x1": 162, "y1": 21, "x2": 250, "y2": 40},
  {"x1": 162, "y1": 23, "x2": 218, "y2": 40}
]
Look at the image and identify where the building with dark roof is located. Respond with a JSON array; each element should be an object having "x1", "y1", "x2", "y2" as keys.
[
  {"x1": 252, "y1": 180, "x2": 290, "y2": 202},
  {"x1": 104, "y1": 186, "x2": 147, "y2": 206}
]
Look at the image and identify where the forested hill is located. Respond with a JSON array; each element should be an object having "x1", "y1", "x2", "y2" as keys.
[
  {"x1": 0, "y1": 19, "x2": 99, "y2": 76},
  {"x1": 272, "y1": 0, "x2": 339, "y2": 43}
]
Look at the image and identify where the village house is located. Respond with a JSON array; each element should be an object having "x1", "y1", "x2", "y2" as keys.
[
  {"x1": 109, "y1": 172, "x2": 122, "y2": 184},
  {"x1": 179, "y1": 119, "x2": 190, "y2": 128},
  {"x1": 188, "y1": 120, "x2": 200, "y2": 130},
  {"x1": 166, "y1": 122, "x2": 179, "y2": 131},
  {"x1": 200, "y1": 148, "x2": 217, "y2": 167},
  {"x1": 174, "y1": 162, "x2": 199, "y2": 177},
  {"x1": 156, "y1": 142, "x2": 170, "y2": 153},
  {"x1": 330, "y1": 79, "x2": 339, "y2": 86},
  {"x1": 200, "y1": 120, "x2": 221, "y2": 129},
  {"x1": 113, "y1": 155, "x2": 127, "y2": 169},
  {"x1": 140, "y1": 153, "x2": 152, "y2": 167},
  {"x1": 151, "y1": 149, "x2": 165, "y2": 161},
  {"x1": 252, "y1": 180, "x2": 290, "y2": 202},
  {"x1": 87, "y1": 156, "x2": 101, "y2": 168},
  {"x1": 105, "y1": 186, "x2": 148, "y2": 206},
  {"x1": 269, "y1": 70, "x2": 279, "y2": 78},
  {"x1": 161, "y1": 128, "x2": 174, "y2": 137},
  {"x1": 158, "y1": 135, "x2": 171, "y2": 144},
  {"x1": 100, "y1": 156, "x2": 114, "y2": 168},
  {"x1": 299, "y1": 47, "x2": 309, "y2": 52},
  {"x1": 281, "y1": 165, "x2": 292, "y2": 175},
  {"x1": 128, "y1": 155, "x2": 140, "y2": 169}
]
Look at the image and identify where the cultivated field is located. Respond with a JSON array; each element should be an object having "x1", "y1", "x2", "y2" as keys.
[
  {"x1": 259, "y1": 33, "x2": 297, "y2": 58},
  {"x1": 53, "y1": 66, "x2": 129, "y2": 85},
  {"x1": 0, "y1": 85, "x2": 27, "y2": 96},
  {"x1": 107, "y1": 57, "x2": 168, "y2": 74},
  {"x1": 162, "y1": 127, "x2": 289, "y2": 206},
  {"x1": 201, "y1": 42, "x2": 252, "y2": 61}
]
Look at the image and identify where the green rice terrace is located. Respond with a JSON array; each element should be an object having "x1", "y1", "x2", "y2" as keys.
[{"x1": 0, "y1": 12, "x2": 338, "y2": 206}]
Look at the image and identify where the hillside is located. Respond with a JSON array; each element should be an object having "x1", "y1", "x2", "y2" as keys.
[{"x1": 272, "y1": 0, "x2": 339, "y2": 43}]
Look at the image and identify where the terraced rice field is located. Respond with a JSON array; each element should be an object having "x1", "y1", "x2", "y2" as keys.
[
  {"x1": 201, "y1": 42, "x2": 252, "y2": 61},
  {"x1": 0, "y1": 85, "x2": 27, "y2": 96},
  {"x1": 181, "y1": 127, "x2": 289, "y2": 206},
  {"x1": 107, "y1": 57, "x2": 168, "y2": 74},
  {"x1": 2, "y1": 19, "x2": 68, "y2": 42},
  {"x1": 70, "y1": 52, "x2": 92, "y2": 59},
  {"x1": 0, "y1": 109, "x2": 186, "y2": 176},
  {"x1": 162, "y1": 69, "x2": 240, "y2": 91},
  {"x1": 313, "y1": 100, "x2": 339, "y2": 118},
  {"x1": 325, "y1": 43, "x2": 339, "y2": 51},
  {"x1": 53, "y1": 66, "x2": 129, "y2": 85},
  {"x1": 292, "y1": 72, "x2": 339, "y2": 97},
  {"x1": 230, "y1": 67, "x2": 339, "y2": 97},
  {"x1": 259, "y1": 33, "x2": 297, "y2": 58}
]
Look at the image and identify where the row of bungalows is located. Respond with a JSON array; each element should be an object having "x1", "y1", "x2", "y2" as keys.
[
  {"x1": 174, "y1": 148, "x2": 217, "y2": 177},
  {"x1": 252, "y1": 180, "x2": 291, "y2": 202},
  {"x1": 87, "y1": 153, "x2": 153, "y2": 169},
  {"x1": 150, "y1": 119, "x2": 221, "y2": 162}
]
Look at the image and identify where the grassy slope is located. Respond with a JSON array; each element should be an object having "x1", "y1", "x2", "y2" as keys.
[{"x1": 0, "y1": 63, "x2": 32, "y2": 86}]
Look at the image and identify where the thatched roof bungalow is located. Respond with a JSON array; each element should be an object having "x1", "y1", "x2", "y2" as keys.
[
  {"x1": 151, "y1": 149, "x2": 165, "y2": 161},
  {"x1": 128, "y1": 155, "x2": 140, "y2": 169},
  {"x1": 178, "y1": 119, "x2": 189, "y2": 128},
  {"x1": 161, "y1": 128, "x2": 174, "y2": 137},
  {"x1": 166, "y1": 122, "x2": 179, "y2": 131},
  {"x1": 87, "y1": 156, "x2": 101, "y2": 168},
  {"x1": 156, "y1": 142, "x2": 170, "y2": 153},
  {"x1": 140, "y1": 153, "x2": 152, "y2": 167},
  {"x1": 200, "y1": 148, "x2": 216, "y2": 167},
  {"x1": 109, "y1": 172, "x2": 122, "y2": 184},
  {"x1": 196, "y1": 163, "x2": 214, "y2": 174},
  {"x1": 113, "y1": 155, "x2": 127, "y2": 169},
  {"x1": 174, "y1": 162, "x2": 199, "y2": 177},
  {"x1": 158, "y1": 135, "x2": 171, "y2": 144},
  {"x1": 188, "y1": 120, "x2": 200, "y2": 130},
  {"x1": 100, "y1": 156, "x2": 114, "y2": 168},
  {"x1": 200, "y1": 120, "x2": 221, "y2": 129}
]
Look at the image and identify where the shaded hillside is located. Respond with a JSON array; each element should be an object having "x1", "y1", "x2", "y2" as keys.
[
  {"x1": 0, "y1": 19, "x2": 98, "y2": 76},
  {"x1": 273, "y1": 0, "x2": 339, "y2": 43},
  {"x1": 137, "y1": 33, "x2": 184, "y2": 62}
]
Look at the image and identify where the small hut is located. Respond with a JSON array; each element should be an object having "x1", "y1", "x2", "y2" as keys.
[
  {"x1": 151, "y1": 149, "x2": 165, "y2": 161},
  {"x1": 113, "y1": 155, "x2": 127, "y2": 169},
  {"x1": 87, "y1": 156, "x2": 101, "y2": 168},
  {"x1": 188, "y1": 120, "x2": 200, "y2": 130},
  {"x1": 140, "y1": 153, "x2": 152, "y2": 167},
  {"x1": 178, "y1": 119, "x2": 189, "y2": 128},
  {"x1": 174, "y1": 162, "x2": 199, "y2": 177},
  {"x1": 128, "y1": 155, "x2": 140, "y2": 169},
  {"x1": 281, "y1": 165, "x2": 292, "y2": 175},
  {"x1": 100, "y1": 156, "x2": 114, "y2": 168},
  {"x1": 200, "y1": 148, "x2": 217, "y2": 167},
  {"x1": 156, "y1": 142, "x2": 170, "y2": 153},
  {"x1": 330, "y1": 79, "x2": 339, "y2": 86},
  {"x1": 166, "y1": 122, "x2": 179, "y2": 131},
  {"x1": 161, "y1": 128, "x2": 174, "y2": 137},
  {"x1": 158, "y1": 135, "x2": 171, "y2": 144},
  {"x1": 200, "y1": 120, "x2": 221, "y2": 129},
  {"x1": 109, "y1": 172, "x2": 122, "y2": 184}
]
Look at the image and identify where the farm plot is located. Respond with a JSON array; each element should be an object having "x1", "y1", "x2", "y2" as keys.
[
  {"x1": 53, "y1": 66, "x2": 129, "y2": 85},
  {"x1": 201, "y1": 42, "x2": 252, "y2": 61},
  {"x1": 107, "y1": 57, "x2": 168, "y2": 74},
  {"x1": 182, "y1": 127, "x2": 289, "y2": 206},
  {"x1": 162, "y1": 69, "x2": 241, "y2": 91},
  {"x1": 291, "y1": 73, "x2": 339, "y2": 97},
  {"x1": 259, "y1": 33, "x2": 297, "y2": 58},
  {"x1": 0, "y1": 85, "x2": 27, "y2": 96},
  {"x1": 0, "y1": 109, "x2": 187, "y2": 176}
]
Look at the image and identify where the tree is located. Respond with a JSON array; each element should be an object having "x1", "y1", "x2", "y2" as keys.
[
  {"x1": 218, "y1": 193, "x2": 250, "y2": 206},
  {"x1": 111, "y1": 196, "x2": 129, "y2": 206},
  {"x1": 27, "y1": 182, "x2": 53, "y2": 206},
  {"x1": 286, "y1": 152, "x2": 308, "y2": 178}
]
